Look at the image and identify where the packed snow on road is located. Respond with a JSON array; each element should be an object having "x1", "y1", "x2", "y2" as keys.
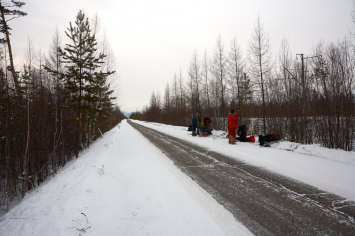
[
  {"x1": 132, "y1": 120, "x2": 355, "y2": 202},
  {"x1": 0, "y1": 119, "x2": 354, "y2": 236}
]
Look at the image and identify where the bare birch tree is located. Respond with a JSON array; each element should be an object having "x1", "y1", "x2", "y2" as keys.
[
  {"x1": 228, "y1": 37, "x2": 244, "y2": 113},
  {"x1": 248, "y1": 15, "x2": 273, "y2": 134},
  {"x1": 179, "y1": 69, "x2": 187, "y2": 124},
  {"x1": 211, "y1": 35, "x2": 228, "y2": 129},
  {"x1": 0, "y1": 0, "x2": 26, "y2": 94},
  {"x1": 201, "y1": 50, "x2": 211, "y2": 114},
  {"x1": 188, "y1": 51, "x2": 201, "y2": 113}
]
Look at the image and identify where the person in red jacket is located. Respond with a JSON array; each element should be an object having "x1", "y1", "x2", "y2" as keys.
[{"x1": 227, "y1": 109, "x2": 239, "y2": 144}]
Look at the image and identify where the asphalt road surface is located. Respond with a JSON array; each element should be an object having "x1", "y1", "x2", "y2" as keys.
[{"x1": 128, "y1": 120, "x2": 355, "y2": 235}]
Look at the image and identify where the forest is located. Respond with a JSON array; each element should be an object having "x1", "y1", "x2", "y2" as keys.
[
  {"x1": 131, "y1": 15, "x2": 355, "y2": 153},
  {"x1": 0, "y1": 2, "x2": 124, "y2": 214},
  {"x1": 0, "y1": 0, "x2": 354, "y2": 216}
]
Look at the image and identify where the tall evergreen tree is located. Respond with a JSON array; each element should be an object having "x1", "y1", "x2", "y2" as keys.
[
  {"x1": 45, "y1": 10, "x2": 115, "y2": 153},
  {"x1": 237, "y1": 73, "x2": 253, "y2": 118}
]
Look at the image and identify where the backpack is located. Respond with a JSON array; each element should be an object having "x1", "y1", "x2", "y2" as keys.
[
  {"x1": 237, "y1": 125, "x2": 248, "y2": 140},
  {"x1": 259, "y1": 133, "x2": 280, "y2": 146},
  {"x1": 203, "y1": 117, "x2": 211, "y2": 124},
  {"x1": 246, "y1": 135, "x2": 255, "y2": 143}
]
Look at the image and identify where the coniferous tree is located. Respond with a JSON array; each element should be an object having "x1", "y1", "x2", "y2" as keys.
[
  {"x1": 237, "y1": 73, "x2": 253, "y2": 118},
  {"x1": 45, "y1": 10, "x2": 115, "y2": 154}
]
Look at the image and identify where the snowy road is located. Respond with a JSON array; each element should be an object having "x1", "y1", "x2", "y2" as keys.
[
  {"x1": 1, "y1": 119, "x2": 354, "y2": 236},
  {"x1": 129, "y1": 120, "x2": 355, "y2": 235},
  {"x1": 0, "y1": 120, "x2": 252, "y2": 236}
]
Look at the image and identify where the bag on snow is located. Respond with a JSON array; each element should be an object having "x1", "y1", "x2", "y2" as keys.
[
  {"x1": 259, "y1": 134, "x2": 280, "y2": 146},
  {"x1": 237, "y1": 125, "x2": 248, "y2": 139},
  {"x1": 203, "y1": 117, "x2": 211, "y2": 124},
  {"x1": 246, "y1": 135, "x2": 255, "y2": 143}
]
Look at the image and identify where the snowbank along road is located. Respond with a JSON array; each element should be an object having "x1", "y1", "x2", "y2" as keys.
[
  {"x1": 0, "y1": 121, "x2": 252, "y2": 236},
  {"x1": 128, "y1": 120, "x2": 355, "y2": 235}
]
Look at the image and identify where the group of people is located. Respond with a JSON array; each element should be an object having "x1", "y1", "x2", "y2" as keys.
[
  {"x1": 191, "y1": 113, "x2": 212, "y2": 136},
  {"x1": 191, "y1": 109, "x2": 239, "y2": 144}
]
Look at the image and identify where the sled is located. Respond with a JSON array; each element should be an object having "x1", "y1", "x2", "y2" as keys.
[{"x1": 259, "y1": 140, "x2": 283, "y2": 147}]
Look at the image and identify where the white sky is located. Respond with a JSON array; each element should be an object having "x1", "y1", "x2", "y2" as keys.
[{"x1": 9, "y1": 0, "x2": 355, "y2": 112}]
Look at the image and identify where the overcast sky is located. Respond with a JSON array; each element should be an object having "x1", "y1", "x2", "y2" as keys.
[{"x1": 9, "y1": 0, "x2": 354, "y2": 112}]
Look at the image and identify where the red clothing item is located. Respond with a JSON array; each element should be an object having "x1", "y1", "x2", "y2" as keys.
[
  {"x1": 228, "y1": 113, "x2": 239, "y2": 128},
  {"x1": 227, "y1": 113, "x2": 239, "y2": 142},
  {"x1": 228, "y1": 126, "x2": 237, "y2": 138}
]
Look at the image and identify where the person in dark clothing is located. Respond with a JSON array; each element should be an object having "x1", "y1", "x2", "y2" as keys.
[
  {"x1": 196, "y1": 113, "x2": 201, "y2": 135},
  {"x1": 199, "y1": 116, "x2": 212, "y2": 135},
  {"x1": 191, "y1": 114, "x2": 197, "y2": 136},
  {"x1": 237, "y1": 125, "x2": 248, "y2": 141}
]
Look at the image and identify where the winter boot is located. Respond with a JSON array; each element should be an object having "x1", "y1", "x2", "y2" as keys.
[{"x1": 229, "y1": 135, "x2": 236, "y2": 144}]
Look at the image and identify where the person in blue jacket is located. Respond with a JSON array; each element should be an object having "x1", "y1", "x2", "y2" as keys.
[{"x1": 191, "y1": 114, "x2": 197, "y2": 136}]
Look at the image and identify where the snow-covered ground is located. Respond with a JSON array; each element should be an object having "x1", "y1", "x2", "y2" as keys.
[
  {"x1": 0, "y1": 120, "x2": 253, "y2": 236},
  {"x1": 132, "y1": 120, "x2": 355, "y2": 202},
  {"x1": 1, "y1": 119, "x2": 354, "y2": 236}
]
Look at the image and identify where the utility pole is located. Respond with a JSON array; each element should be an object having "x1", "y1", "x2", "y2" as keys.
[
  {"x1": 296, "y1": 53, "x2": 322, "y2": 97},
  {"x1": 298, "y1": 54, "x2": 305, "y2": 97},
  {"x1": 295, "y1": 53, "x2": 322, "y2": 143}
]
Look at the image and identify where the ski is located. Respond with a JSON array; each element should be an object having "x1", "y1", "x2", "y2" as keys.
[{"x1": 213, "y1": 131, "x2": 227, "y2": 140}]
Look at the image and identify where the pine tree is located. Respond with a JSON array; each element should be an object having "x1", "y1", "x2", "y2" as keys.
[
  {"x1": 237, "y1": 73, "x2": 253, "y2": 118},
  {"x1": 45, "y1": 10, "x2": 115, "y2": 153}
]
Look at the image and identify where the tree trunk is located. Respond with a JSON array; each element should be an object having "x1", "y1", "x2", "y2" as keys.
[{"x1": 0, "y1": 3, "x2": 21, "y2": 95}]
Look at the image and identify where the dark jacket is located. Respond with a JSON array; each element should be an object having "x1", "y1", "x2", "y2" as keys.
[{"x1": 192, "y1": 114, "x2": 197, "y2": 125}]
